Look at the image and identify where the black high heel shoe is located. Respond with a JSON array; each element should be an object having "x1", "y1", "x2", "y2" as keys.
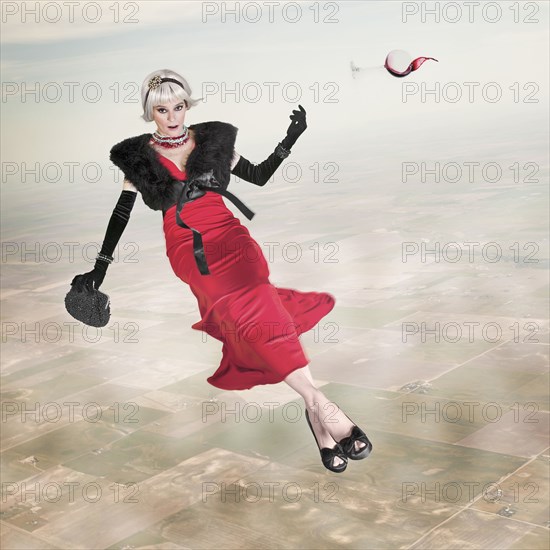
[
  {"x1": 305, "y1": 409, "x2": 348, "y2": 473},
  {"x1": 335, "y1": 406, "x2": 372, "y2": 460}
]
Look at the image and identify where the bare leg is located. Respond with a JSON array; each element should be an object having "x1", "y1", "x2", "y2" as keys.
[{"x1": 284, "y1": 365, "x2": 367, "y2": 457}]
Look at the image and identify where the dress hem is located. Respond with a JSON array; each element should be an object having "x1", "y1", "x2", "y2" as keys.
[{"x1": 206, "y1": 360, "x2": 310, "y2": 391}]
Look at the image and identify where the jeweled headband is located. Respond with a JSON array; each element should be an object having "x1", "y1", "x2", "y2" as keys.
[{"x1": 144, "y1": 76, "x2": 187, "y2": 105}]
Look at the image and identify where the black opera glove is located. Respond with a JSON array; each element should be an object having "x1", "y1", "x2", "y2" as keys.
[
  {"x1": 281, "y1": 104, "x2": 307, "y2": 150},
  {"x1": 71, "y1": 190, "x2": 137, "y2": 292},
  {"x1": 231, "y1": 151, "x2": 286, "y2": 187},
  {"x1": 231, "y1": 105, "x2": 308, "y2": 187}
]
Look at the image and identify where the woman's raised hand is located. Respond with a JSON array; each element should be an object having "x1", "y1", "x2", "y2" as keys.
[{"x1": 282, "y1": 104, "x2": 307, "y2": 149}]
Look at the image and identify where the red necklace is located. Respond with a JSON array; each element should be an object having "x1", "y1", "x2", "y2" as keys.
[{"x1": 149, "y1": 127, "x2": 190, "y2": 149}]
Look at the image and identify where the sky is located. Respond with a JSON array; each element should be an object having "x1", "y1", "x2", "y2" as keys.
[{"x1": 1, "y1": 1, "x2": 549, "y2": 187}]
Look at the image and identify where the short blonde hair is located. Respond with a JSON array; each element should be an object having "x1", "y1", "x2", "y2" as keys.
[{"x1": 140, "y1": 69, "x2": 202, "y2": 122}]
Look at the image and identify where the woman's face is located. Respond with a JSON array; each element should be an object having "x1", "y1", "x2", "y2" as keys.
[{"x1": 152, "y1": 97, "x2": 188, "y2": 136}]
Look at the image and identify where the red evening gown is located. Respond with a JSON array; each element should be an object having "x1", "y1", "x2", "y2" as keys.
[{"x1": 159, "y1": 154, "x2": 336, "y2": 390}]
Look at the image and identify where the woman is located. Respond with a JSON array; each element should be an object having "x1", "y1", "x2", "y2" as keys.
[{"x1": 71, "y1": 69, "x2": 372, "y2": 472}]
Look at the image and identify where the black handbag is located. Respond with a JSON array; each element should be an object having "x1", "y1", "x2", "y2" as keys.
[{"x1": 64, "y1": 285, "x2": 111, "y2": 328}]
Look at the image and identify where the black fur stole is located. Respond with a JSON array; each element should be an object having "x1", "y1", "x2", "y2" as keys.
[{"x1": 109, "y1": 121, "x2": 238, "y2": 211}]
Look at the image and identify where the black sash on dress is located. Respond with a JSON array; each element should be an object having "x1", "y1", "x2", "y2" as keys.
[{"x1": 162, "y1": 175, "x2": 255, "y2": 275}]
